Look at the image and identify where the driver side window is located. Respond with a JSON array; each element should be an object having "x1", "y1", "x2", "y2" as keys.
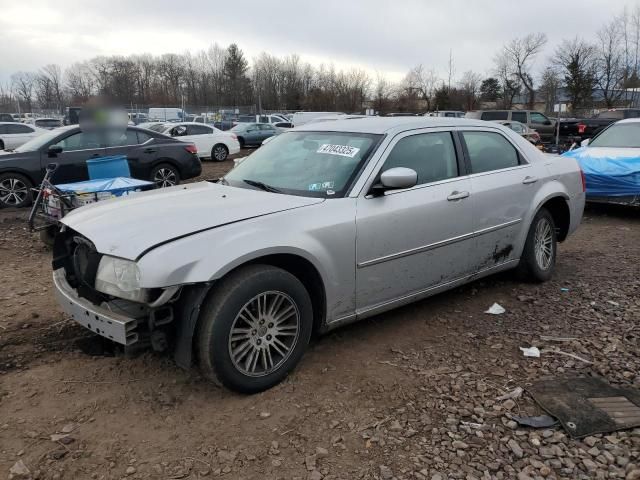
[
  {"x1": 381, "y1": 132, "x2": 459, "y2": 186},
  {"x1": 52, "y1": 132, "x2": 102, "y2": 151}
]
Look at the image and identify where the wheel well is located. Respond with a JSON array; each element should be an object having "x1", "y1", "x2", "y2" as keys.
[
  {"x1": 0, "y1": 169, "x2": 36, "y2": 186},
  {"x1": 213, "y1": 143, "x2": 228, "y2": 151},
  {"x1": 153, "y1": 158, "x2": 181, "y2": 175},
  {"x1": 540, "y1": 196, "x2": 570, "y2": 242},
  {"x1": 243, "y1": 254, "x2": 327, "y2": 334}
]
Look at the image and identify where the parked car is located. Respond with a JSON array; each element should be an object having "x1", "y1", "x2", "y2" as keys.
[
  {"x1": 33, "y1": 118, "x2": 63, "y2": 130},
  {"x1": 425, "y1": 111, "x2": 466, "y2": 118},
  {"x1": 0, "y1": 113, "x2": 17, "y2": 123},
  {"x1": 234, "y1": 114, "x2": 290, "y2": 126},
  {"x1": 51, "y1": 117, "x2": 585, "y2": 393},
  {"x1": 557, "y1": 108, "x2": 640, "y2": 145},
  {"x1": 292, "y1": 111, "x2": 344, "y2": 126},
  {"x1": 160, "y1": 122, "x2": 240, "y2": 161},
  {"x1": 230, "y1": 122, "x2": 280, "y2": 147},
  {"x1": 0, "y1": 126, "x2": 202, "y2": 208},
  {"x1": 0, "y1": 122, "x2": 48, "y2": 151},
  {"x1": 494, "y1": 120, "x2": 541, "y2": 145},
  {"x1": 148, "y1": 108, "x2": 186, "y2": 122},
  {"x1": 562, "y1": 118, "x2": 640, "y2": 206},
  {"x1": 466, "y1": 110, "x2": 556, "y2": 142}
]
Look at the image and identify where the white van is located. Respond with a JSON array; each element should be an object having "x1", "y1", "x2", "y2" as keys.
[
  {"x1": 292, "y1": 112, "x2": 344, "y2": 127},
  {"x1": 148, "y1": 108, "x2": 186, "y2": 122}
]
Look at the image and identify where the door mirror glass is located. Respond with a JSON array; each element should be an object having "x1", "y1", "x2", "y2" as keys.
[
  {"x1": 380, "y1": 167, "x2": 418, "y2": 190},
  {"x1": 48, "y1": 145, "x2": 63, "y2": 156}
]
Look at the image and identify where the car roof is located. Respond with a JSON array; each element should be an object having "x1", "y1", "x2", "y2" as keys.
[
  {"x1": 170, "y1": 122, "x2": 214, "y2": 126},
  {"x1": 616, "y1": 118, "x2": 640, "y2": 124},
  {"x1": 295, "y1": 116, "x2": 492, "y2": 134}
]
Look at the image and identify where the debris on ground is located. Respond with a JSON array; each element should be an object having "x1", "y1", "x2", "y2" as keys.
[
  {"x1": 484, "y1": 302, "x2": 506, "y2": 314},
  {"x1": 520, "y1": 346, "x2": 541, "y2": 358}
]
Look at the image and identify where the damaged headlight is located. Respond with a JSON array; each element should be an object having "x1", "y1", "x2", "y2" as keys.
[{"x1": 95, "y1": 255, "x2": 148, "y2": 303}]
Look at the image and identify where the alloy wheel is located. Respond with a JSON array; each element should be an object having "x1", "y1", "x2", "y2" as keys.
[
  {"x1": 534, "y1": 217, "x2": 554, "y2": 270},
  {"x1": 0, "y1": 177, "x2": 29, "y2": 206},
  {"x1": 228, "y1": 291, "x2": 300, "y2": 377},
  {"x1": 213, "y1": 145, "x2": 228, "y2": 161},
  {"x1": 153, "y1": 168, "x2": 177, "y2": 187}
]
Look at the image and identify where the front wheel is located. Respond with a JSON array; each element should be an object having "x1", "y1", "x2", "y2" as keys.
[
  {"x1": 197, "y1": 265, "x2": 313, "y2": 393},
  {"x1": 211, "y1": 144, "x2": 229, "y2": 162},
  {"x1": 516, "y1": 208, "x2": 557, "y2": 282},
  {"x1": 150, "y1": 163, "x2": 180, "y2": 188}
]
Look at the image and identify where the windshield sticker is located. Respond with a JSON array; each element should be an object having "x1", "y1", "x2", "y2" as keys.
[
  {"x1": 316, "y1": 144, "x2": 360, "y2": 158},
  {"x1": 308, "y1": 181, "x2": 335, "y2": 191}
]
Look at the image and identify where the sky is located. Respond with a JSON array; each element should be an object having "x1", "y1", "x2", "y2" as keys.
[{"x1": 0, "y1": 0, "x2": 637, "y2": 84}]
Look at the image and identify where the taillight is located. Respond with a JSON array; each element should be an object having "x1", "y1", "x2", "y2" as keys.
[
  {"x1": 184, "y1": 144, "x2": 197, "y2": 154},
  {"x1": 580, "y1": 169, "x2": 586, "y2": 192},
  {"x1": 577, "y1": 123, "x2": 586, "y2": 134}
]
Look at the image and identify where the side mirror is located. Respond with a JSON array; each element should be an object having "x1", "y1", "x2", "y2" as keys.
[
  {"x1": 544, "y1": 120, "x2": 552, "y2": 126},
  {"x1": 371, "y1": 167, "x2": 418, "y2": 195},
  {"x1": 48, "y1": 145, "x2": 63, "y2": 156},
  {"x1": 581, "y1": 138, "x2": 590, "y2": 147}
]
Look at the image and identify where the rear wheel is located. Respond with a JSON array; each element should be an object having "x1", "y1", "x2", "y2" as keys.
[
  {"x1": 150, "y1": 163, "x2": 180, "y2": 188},
  {"x1": 197, "y1": 265, "x2": 313, "y2": 393},
  {"x1": 211, "y1": 144, "x2": 229, "y2": 162},
  {"x1": 0, "y1": 172, "x2": 33, "y2": 208},
  {"x1": 517, "y1": 208, "x2": 557, "y2": 282}
]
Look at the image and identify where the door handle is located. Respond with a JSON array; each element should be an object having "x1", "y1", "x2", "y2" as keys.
[
  {"x1": 522, "y1": 176, "x2": 538, "y2": 184},
  {"x1": 447, "y1": 190, "x2": 470, "y2": 201},
  {"x1": 144, "y1": 148, "x2": 157, "y2": 153},
  {"x1": 90, "y1": 153, "x2": 101, "y2": 158}
]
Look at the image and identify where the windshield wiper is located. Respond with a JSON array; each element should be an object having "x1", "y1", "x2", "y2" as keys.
[{"x1": 243, "y1": 179, "x2": 282, "y2": 193}]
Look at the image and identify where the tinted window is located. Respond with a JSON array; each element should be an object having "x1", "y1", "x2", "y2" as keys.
[
  {"x1": 0, "y1": 125, "x2": 7, "y2": 134},
  {"x1": 382, "y1": 132, "x2": 459, "y2": 186},
  {"x1": 6, "y1": 124, "x2": 33, "y2": 134},
  {"x1": 481, "y1": 111, "x2": 508, "y2": 121},
  {"x1": 35, "y1": 119, "x2": 62, "y2": 128},
  {"x1": 511, "y1": 112, "x2": 527, "y2": 123},
  {"x1": 259, "y1": 116, "x2": 269, "y2": 123},
  {"x1": 187, "y1": 124, "x2": 212, "y2": 135},
  {"x1": 462, "y1": 131, "x2": 519, "y2": 173},
  {"x1": 137, "y1": 131, "x2": 152, "y2": 143},
  {"x1": 589, "y1": 123, "x2": 640, "y2": 148},
  {"x1": 530, "y1": 112, "x2": 549, "y2": 125},
  {"x1": 105, "y1": 129, "x2": 139, "y2": 147},
  {"x1": 169, "y1": 125, "x2": 188, "y2": 137},
  {"x1": 53, "y1": 131, "x2": 102, "y2": 151},
  {"x1": 259, "y1": 124, "x2": 275, "y2": 131}
]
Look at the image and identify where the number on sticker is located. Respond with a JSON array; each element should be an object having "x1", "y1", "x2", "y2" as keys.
[{"x1": 317, "y1": 144, "x2": 360, "y2": 158}]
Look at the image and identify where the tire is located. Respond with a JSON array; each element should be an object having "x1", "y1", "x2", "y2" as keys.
[
  {"x1": 237, "y1": 137, "x2": 245, "y2": 149},
  {"x1": 150, "y1": 163, "x2": 180, "y2": 188},
  {"x1": 197, "y1": 264, "x2": 313, "y2": 394},
  {"x1": 211, "y1": 144, "x2": 229, "y2": 162},
  {"x1": 0, "y1": 172, "x2": 33, "y2": 208},
  {"x1": 516, "y1": 207, "x2": 557, "y2": 282}
]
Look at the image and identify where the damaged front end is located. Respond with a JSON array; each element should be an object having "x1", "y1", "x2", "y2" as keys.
[{"x1": 52, "y1": 229, "x2": 180, "y2": 352}]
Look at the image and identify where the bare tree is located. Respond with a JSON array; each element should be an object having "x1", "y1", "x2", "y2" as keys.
[
  {"x1": 595, "y1": 19, "x2": 626, "y2": 107},
  {"x1": 493, "y1": 52, "x2": 521, "y2": 109},
  {"x1": 554, "y1": 37, "x2": 597, "y2": 110},
  {"x1": 503, "y1": 33, "x2": 547, "y2": 109},
  {"x1": 459, "y1": 71, "x2": 483, "y2": 110},
  {"x1": 403, "y1": 65, "x2": 439, "y2": 111},
  {"x1": 11, "y1": 72, "x2": 36, "y2": 112},
  {"x1": 65, "y1": 62, "x2": 95, "y2": 103}
]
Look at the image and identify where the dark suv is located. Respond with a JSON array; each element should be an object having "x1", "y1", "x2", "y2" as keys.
[
  {"x1": 465, "y1": 110, "x2": 556, "y2": 141},
  {"x1": 0, "y1": 126, "x2": 202, "y2": 208}
]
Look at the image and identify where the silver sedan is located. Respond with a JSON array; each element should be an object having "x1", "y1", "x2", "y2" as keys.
[{"x1": 53, "y1": 117, "x2": 586, "y2": 393}]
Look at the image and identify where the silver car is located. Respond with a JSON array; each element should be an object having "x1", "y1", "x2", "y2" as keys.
[{"x1": 53, "y1": 117, "x2": 585, "y2": 393}]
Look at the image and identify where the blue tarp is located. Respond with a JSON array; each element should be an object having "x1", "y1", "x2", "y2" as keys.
[
  {"x1": 55, "y1": 177, "x2": 153, "y2": 195},
  {"x1": 562, "y1": 147, "x2": 640, "y2": 197}
]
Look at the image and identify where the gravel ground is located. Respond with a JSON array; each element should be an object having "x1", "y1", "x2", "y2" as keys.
[{"x1": 0, "y1": 157, "x2": 639, "y2": 479}]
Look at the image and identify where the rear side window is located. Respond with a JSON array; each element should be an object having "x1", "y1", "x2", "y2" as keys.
[
  {"x1": 462, "y1": 131, "x2": 520, "y2": 174},
  {"x1": 6, "y1": 124, "x2": 33, "y2": 134},
  {"x1": 382, "y1": 132, "x2": 459, "y2": 186},
  {"x1": 481, "y1": 111, "x2": 508, "y2": 121},
  {"x1": 136, "y1": 131, "x2": 152, "y2": 143},
  {"x1": 187, "y1": 125, "x2": 212, "y2": 135},
  {"x1": 511, "y1": 112, "x2": 527, "y2": 123}
]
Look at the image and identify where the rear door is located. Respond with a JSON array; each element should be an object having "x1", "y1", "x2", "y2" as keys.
[
  {"x1": 185, "y1": 124, "x2": 214, "y2": 156},
  {"x1": 102, "y1": 128, "x2": 157, "y2": 180},
  {"x1": 458, "y1": 128, "x2": 538, "y2": 272},
  {"x1": 355, "y1": 129, "x2": 475, "y2": 311},
  {"x1": 45, "y1": 130, "x2": 106, "y2": 183}
]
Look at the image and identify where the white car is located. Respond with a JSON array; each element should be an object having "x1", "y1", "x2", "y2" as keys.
[
  {"x1": 0, "y1": 122, "x2": 47, "y2": 151},
  {"x1": 161, "y1": 122, "x2": 240, "y2": 161}
]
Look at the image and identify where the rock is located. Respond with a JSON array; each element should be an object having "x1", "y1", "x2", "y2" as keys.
[
  {"x1": 60, "y1": 423, "x2": 76, "y2": 433},
  {"x1": 508, "y1": 439, "x2": 524, "y2": 458},
  {"x1": 379, "y1": 465, "x2": 393, "y2": 480},
  {"x1": 503, "y1": 399, "x2": 516, "y2": 410},
  {"x1": 452, "y1": 440, "x2": 468, "y2": 449},
  {"x1": 582, "y1": 458, "x2": 598, "y2": 472},
  {"x1": 8, "y1": 460, "x2": 30, "y2": 479},
  {"x1": 389, "y1": 420, "x2": 403, "y2": 431},
  {"x1": 308, "y1": 470, "x2": 323, "y2": 480},
  {"x1": 259, "y1": 411, "x2": 271, "y2": 419},
  {"x1": 305, "y1": 455, "x2": 317, "y2": 471},
  {"x1": 125, "y1": 466, "x2": 136, "y2": 475},
  {"x1": 315, "y1": 447, "x2": 329, "y2": 458},
  {"x1": 584, "y1": 436, "x2": 598, "y2": 447},
  {"x1": 431, "y1": 475, "x2": 444, "y2": 480},
  {"x1": 627, "y1": 470, "x2": 640, "y2": 480}
]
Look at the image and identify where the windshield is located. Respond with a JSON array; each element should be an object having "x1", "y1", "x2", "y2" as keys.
[
  {"x1": 589, "y1": 123, "x2": 640, "y2": 148},
  {"x1": 224, "y1": 131, "x2": 382, "y2": 197},
  {"x1": 14, "y1": 129, "x2": 64, "y2": 152}
]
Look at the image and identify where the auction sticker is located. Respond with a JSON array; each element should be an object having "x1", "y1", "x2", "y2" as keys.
[{"x1": 317, "y1": 144, "x2": 360, "y2": 158}]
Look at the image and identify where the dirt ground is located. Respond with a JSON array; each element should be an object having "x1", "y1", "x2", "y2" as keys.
[{"x1": 1, "y1": 157, "x2": 639, "y2": 479}]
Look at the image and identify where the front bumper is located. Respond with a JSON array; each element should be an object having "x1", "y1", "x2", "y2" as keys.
[{"x1": 53, "y1": 269, "x2": 139, "y2": 345}]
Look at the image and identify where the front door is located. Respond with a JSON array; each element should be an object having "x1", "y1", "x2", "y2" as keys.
[
  {"x1": 458, "y1": 129, "x2": 538, "y2": 272},
  {"x1": 44, "y1": 130, "x2": 105, "y2": 184},
  {"x1": 355, "y1": 130, "x2": 475, "y2": 312}
]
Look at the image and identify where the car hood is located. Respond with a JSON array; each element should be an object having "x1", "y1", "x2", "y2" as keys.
[{"x1": 61, "y1": 181, "x2": 324, "y2": 260}]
